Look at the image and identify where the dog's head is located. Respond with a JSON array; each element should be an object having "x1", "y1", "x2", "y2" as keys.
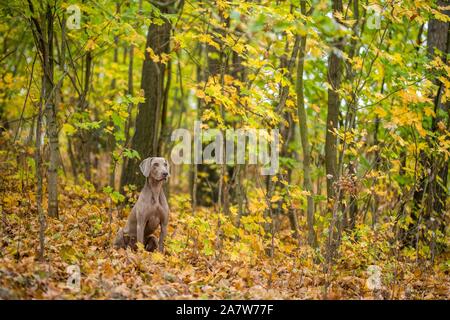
[{"x1": 139, "y1": 157, "x2": 170, "y2": 183}]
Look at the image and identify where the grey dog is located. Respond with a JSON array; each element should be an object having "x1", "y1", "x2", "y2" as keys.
[{"x1": 114, "y1": 157, "x2": 170, "y2": 252}]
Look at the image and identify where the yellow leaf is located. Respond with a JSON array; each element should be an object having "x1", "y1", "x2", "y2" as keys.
[
  {"x1": 423, "y1": 106, "x2": 435, "y2": 117},
  {"x1": 4, "y1": 73, "x2": 13, "y2": 84},
  {"x1": 232, "y1": 42, "x2": 245, "y2": 54},
  {"x1": 135, "y1": 48, "x2": 145, "y2": 60},
  {"x1": 146, "y1": 47, "x2": 160, "y2": 63},
  {"x1": 195, "y1": 90, "x2": 206, "y2": 99},
  {"x1": 415, "y1": 122, "x2": 427, "y2": 137},
  {"x1": 151, "y1": 252, "x2": 165, "y2": 263},
  {"x1": 85, "y1": 39, "x2": 97, "y2": 51},
  {"x1": 197, "y1": 34, "x2": 220, "y2": 51},
  {"x1": 374, "y1": 106, "x2": 387, "y2": 117},
  {"x1": 270, "y1": 195, "x2": 282, "y2": 202}
]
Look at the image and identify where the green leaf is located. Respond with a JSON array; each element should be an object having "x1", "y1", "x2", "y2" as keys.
[{"x1": 62, "y1": 123, "x2": 77, "y2": 136}]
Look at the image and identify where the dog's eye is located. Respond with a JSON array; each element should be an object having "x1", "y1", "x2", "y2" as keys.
[
  {"x1": 164, "y1": 163, "x2": 168, "y2": 167},
  {"x1": 154, "y1": 163, "x2": 159, "y2": 167}
]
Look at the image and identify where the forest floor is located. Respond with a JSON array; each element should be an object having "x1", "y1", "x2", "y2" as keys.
[{"x1": 0, "y1": 155, "x2": 449, "y2": 300}]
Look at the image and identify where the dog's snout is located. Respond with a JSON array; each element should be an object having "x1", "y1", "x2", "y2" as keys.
[{"x1": 163, "y1": 172, "x2": 169, "y2": 177}]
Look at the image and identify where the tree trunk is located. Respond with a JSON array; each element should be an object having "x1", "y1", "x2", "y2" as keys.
[
  {"x1": 324, "y1": 0, "x2": 344, "y2": 266},
  {"x1": 27, "y1": 0, "x2": 57, "y2": 256},
  {"x1": 43, "y1": 4, "x2": 59, "y2": 218},
  {"x1": 123, "y1": 0, "x2": 142, "y2": 148},
  {"x1": 427, "y1": 1, "x2": 449, "y2": 219},
  {"x1": 195, "y1": 31, "x2": 224, "y2": 207},
  {"x1": 410, "y1": 1, "x2": 449, "y2": 250},
  {"x1": 80, "y1": 51, "x2": 92, "y2": 182},
  {"x1": 120, "y1": 1, "x2": 171, "y2": 190},
  {"x1": 108, "y1": 2, "x2": 120, "y2": 190},
  {"x1": 325, "y1": 0, "x2": 344, "y2": 204},
  {"x1": 157, "y1": 59, "x2": 172, "y2": 156},
  {"x1": 36, "y1": 77, "x2": 45, "y2": 260},
  {"x1": 190, "y1": 45, "x2": 203, "y2": 211},
  {"x1": 124, "y1": 44, "x2": 135, "y2": 145},
  {"x1": 296, "y1": 7, "x2": 317, "y2": 247}
]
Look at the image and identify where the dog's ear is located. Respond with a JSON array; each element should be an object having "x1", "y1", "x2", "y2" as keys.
[{"x1": 139, "y1": 157, "x2": 153, "y2": 177}]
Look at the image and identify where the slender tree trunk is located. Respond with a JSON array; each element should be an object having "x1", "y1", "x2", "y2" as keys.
[
  {"x1": 296, "y1": 10, "x2": 317, "y2": 247},
  {"x1": 372, "y1": 75, "x2": 387, "y2": 227},
  {"x1": 80, "y1": 51, "x2": 92, "y2": 182},
  {"x1": 123, "y1": 0, "x2": 142, "y2": 149},
  {"x1": 191, "y1": 47, "x2": 202, "y2": 211},
  {"x1": 27, "y1": 0, "x2": 53, "y2": 256},
  {"x1": 108, "y1": 2, "x2": 120, "y2": 189},
  {"x1": 325, "y1": 0, "x2": 344, "y2": 204},
  {"x1": 42, "y1": 4, "x2": 59, "y2": 218},
  {"x1": 36, "y1": 82, "x2": 45, "y2": 260},
  {"x1": 324, "y1": 0, "x2": 344, "y2": 266},
  {"x1": 345, "y1": 0, "x2": 361, "y2": 231},
  {"x1": 157, "y1": 59, "x2": 172, "y2": 156},
  {"x1": 195, "y1": 23, "x2": 224, "y2": 207},
  {"x1": 124, "y1": 44, "x2": 134, "y2": 145}
]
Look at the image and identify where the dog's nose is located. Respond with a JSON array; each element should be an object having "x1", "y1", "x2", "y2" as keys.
[{"x1": 163, "y1": 172, "x2": 168, "y2": 177}]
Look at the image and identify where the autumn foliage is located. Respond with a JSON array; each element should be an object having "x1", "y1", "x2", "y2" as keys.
[{"x1": 0, "y1": 0, "x2": 450, "y2": 300}]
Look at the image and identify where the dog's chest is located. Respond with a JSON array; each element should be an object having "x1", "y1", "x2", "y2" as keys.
[
  {"x1": 148, "y1": 202, "x2": 165, "y2": 218},
  {"x1": 143, "y1": 199, "x2": 165, "y2": 220},
  {"x1": 142, "y1": 202, "x2": 165, "y2": 233}
]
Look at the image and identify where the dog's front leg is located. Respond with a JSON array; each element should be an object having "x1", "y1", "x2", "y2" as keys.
[
  {"x1": 159, "y1": 223, "x2": 167, "y2": 253},
  {"x1": 136, "y1": 212, "x2": 145, "y2": 246}
]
